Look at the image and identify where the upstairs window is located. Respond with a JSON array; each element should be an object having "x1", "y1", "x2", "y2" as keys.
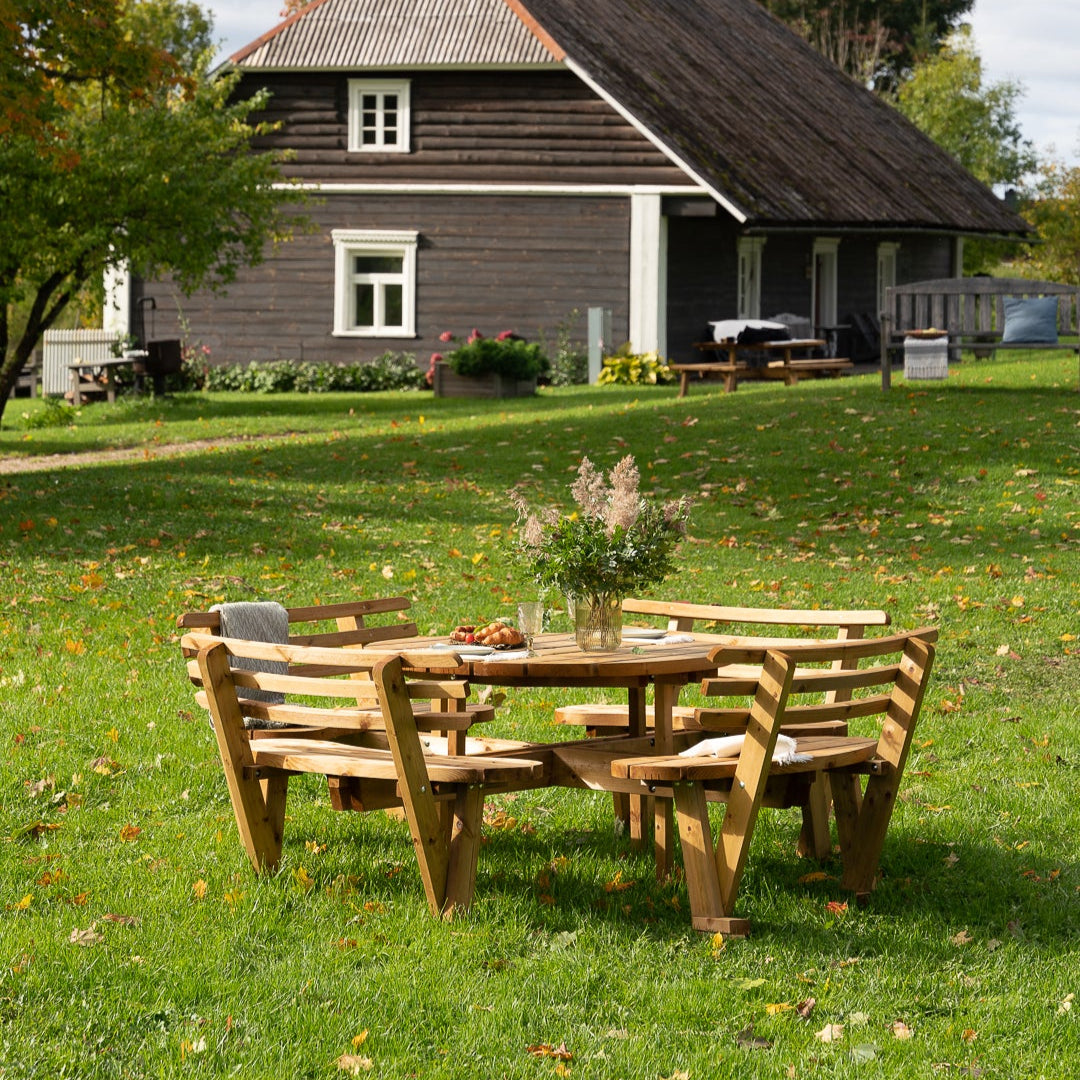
[
  {"x1": 332, "y1": 229, "x2": 417, "y2": 337},
  {"x1": 348, "y1": 79, "x2": 411, "y2": 153}
]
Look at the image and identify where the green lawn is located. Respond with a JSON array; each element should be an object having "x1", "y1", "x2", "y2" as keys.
[{"x1": 1, "y1": 354, "x2": 1078, "y2": 1077}]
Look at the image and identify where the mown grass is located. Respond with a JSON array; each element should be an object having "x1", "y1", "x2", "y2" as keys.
[{"x1": 1, "y1": 353, "x2": 1078, "y2": 1077}]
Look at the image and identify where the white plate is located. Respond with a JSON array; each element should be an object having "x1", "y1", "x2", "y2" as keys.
[
  {"x1": 432, "y1": 642, "x2": 495, "y2": 656},
  {"x1": 621, "y1": 627, "x2": 668, "y2": 640}
]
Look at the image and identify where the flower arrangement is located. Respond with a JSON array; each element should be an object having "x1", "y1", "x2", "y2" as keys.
[
  {"x1": 427, "y1": 328, "x2": 547, "y2": 385},
  {"x1": 509, "y1": 455, "x2": 691, "y2": 647}
]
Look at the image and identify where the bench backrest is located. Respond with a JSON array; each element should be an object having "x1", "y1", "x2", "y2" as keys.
[
  {"x1": 882, "y1": 277, "x2": 1080, "y2": 340},
  {"x1": 177, "y1": 596, "x2": 418, "y2": 652},
  {"x1": 623, "y1": 598, "x2": 889, "y2": 636}
]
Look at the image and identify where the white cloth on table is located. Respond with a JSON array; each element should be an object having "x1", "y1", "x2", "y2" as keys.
[
  {"x1": 209, "y1": 600, "x2": 289, "y2": 725},
  {"x1": 475, "y1": 649, "x2": 530, "y2": 662},
  {"x1": 679, "y1": 733, "x2": 811, "y2": 765}
]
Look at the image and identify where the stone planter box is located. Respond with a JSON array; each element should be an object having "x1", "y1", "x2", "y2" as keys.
[{"x1": 432, "y1": 362, "x2": 536, "y2": 399}]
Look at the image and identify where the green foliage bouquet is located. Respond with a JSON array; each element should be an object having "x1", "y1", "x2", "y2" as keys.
[{"x1": 509, "y1": 455, "x2": 691, "y2": 631}]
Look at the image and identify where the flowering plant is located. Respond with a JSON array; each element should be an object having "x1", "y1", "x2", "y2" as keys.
[
  {"x1": 427, "y1": 327, "x2": 547, "y2": 384},
  {"x1": 509, "y1": 455, "x2": 691, "y2": 605}
]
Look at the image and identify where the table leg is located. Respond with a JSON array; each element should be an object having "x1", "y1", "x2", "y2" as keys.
[
  {"x1": 652, "y1": 681, "x2": 678, "y2": 879},
  {"x1": 625, "y1": 686, "x2": 648, "y2": 843}
]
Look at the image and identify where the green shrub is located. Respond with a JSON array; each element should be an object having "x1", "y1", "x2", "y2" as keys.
[
  {"x1": 444, "y1": 333, "x2": 548, "y2": 381},
  {"x1": 19, "y1": 396, "x2": 80, "y2": 429},
  {"x1": 597, "y1": 344, "x2": 676, "y2": 385},
  {"x1": 545, "y1": 310, "x2": 590, "y2": 386},
  {"x1": 196, "y1": 352, "x2": 427, "y2": 394}
]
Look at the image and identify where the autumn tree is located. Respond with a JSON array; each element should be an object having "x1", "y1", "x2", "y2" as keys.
[
  {"x1": 759, "y1": 0, "x2": 974, "y2": 89},
  {"x1": 1017, "y1": 161, "x2": 1080, "y2": 284},
  {"x1": 0, "y1": 0, "x2": 302, "y2": 421}
]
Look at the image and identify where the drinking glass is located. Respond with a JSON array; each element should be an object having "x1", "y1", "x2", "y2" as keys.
[{"x1": 517, "y1": 601, "x2": 544, "y2": 655}]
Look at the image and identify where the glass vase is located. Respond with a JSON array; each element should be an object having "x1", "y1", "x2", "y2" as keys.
[{"x1": 574, "y1": 594, "x2": 622, "y2": 651}]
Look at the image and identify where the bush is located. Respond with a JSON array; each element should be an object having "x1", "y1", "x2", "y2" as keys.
[
  {"x1": 445, "y1": 335, "x2": 547, "y2": 381},
  {"x1": 195, "y1": 352, "x2": 427, "y2": 394},
  {"x1": 545, "y1": 310, "x2": 589, "y2": 386},
  {"x1": 597, "y1": 344, "x2": 676, "y2": 386}
]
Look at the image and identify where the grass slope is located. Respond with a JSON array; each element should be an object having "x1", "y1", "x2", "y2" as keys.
[{"x1": 1, "y1": 354, "x2": 1077, "y2": 1076}]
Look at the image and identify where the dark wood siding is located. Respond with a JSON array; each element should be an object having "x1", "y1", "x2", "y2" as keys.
[
  {"x1": 665, "y1": 215, "x2": 739, "y2": 364},
  {"x1": 139, "y1": 193, "x2": 631, "y2": 367},
  {"x1": 244, "y1": 70, "x2": 689, "y2": 186}
]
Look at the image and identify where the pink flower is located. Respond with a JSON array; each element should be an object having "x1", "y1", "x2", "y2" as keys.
[
  {"x1": 439, "y1": 330, "x2": 454, "y2": 342},
  {"x1": 495, "y1": 329, "x2": 516, "y2": 341},
  {"x1": 467, "y1": 328, "x2": 484, "y2": 343},
  {"x1": 429, "y1": 352, "x2": 443, "y2": 363}
]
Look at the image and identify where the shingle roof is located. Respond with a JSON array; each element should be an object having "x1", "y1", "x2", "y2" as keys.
[
  {"x1": 509, "y1": 0, "x2": 1028, "y2": 234},
  {"x1": 231, "y1": 0, "x2": 557, "y2": 69},
  {"x1": 229, "y1": 0, "x2": 1028, "y2": 236}
]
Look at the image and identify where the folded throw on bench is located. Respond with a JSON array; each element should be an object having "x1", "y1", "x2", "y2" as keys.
[{"x1": 679, "y1": 733, "x2": 811, "y2": 765}]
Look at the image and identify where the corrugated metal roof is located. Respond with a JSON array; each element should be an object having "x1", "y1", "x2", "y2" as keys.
[{"x1": 232, "y1": 0, "x2": 557, "y2": 69}]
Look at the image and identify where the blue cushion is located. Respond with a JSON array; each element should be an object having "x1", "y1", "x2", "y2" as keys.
[{"x1": 1002, "y1": 296, "x2": 1059, "y2": 343}]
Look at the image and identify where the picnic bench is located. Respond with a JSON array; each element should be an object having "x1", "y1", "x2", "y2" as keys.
[
  {"x1": 880, "y1": 277, "x2": 1080, "y2": 390},
  {"x1": 609, "y1": 629, "x2": 937, "y2": 934},
  {"x1": 554, "y1": 598, "x2": 891, "y2": 857},
  {"x1": 179, "y1": 617, "x2": 937, "y2": 934},
  {"x1": 176, "y1": 596, "x2": 498, "y2": 805},
  {"x1": 183, "y1": 635, "x2": 544, "y2": 918},
  {"x1": 674, "y1": 339, "x2": 851, "y2": 396}
]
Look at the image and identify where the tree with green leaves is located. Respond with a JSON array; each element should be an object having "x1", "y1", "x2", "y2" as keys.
[
  {"x1": 759, "y1": 0, "x2": 974, "y2": 89},
  {"x1": 0, "y1": 0, "x2": 303, "y2": 421},
  {"x1": 894, "y1": 26, "x2": 1036, "y2": 191},
  {"x1": 1017, "y1": 160, "x2": 1080, "y2": 284}
]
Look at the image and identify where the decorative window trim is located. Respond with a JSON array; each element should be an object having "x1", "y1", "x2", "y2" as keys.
[
  {"x1": 737, "y1": 236, "x2": 766, "y2": 319},
  {"x1": 332, "y1": 229, "x2": 418, "y2": 338},
  {"x1": 812, "y1": 237, "x2": 840, "y2": 330},
  {"x1": 347, "y1": 79, "x2": 411, "y2": 153}
]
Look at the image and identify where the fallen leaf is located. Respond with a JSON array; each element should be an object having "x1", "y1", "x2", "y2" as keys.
[
  {"x1": 101, "y1": 913, "x2": 140, "y2": 926},
  {"x1": 736, "y1": 1025, "x2": 772, "y2": 1050},
  {"x1": 962, "y1": 1028, "x2": 978, "y2": 1043},
  {"x1": 69, "y1": 925, "x2": 103, "y2": 947},
  {"x1": 335, "y1": 1054, "x2": 373, "y2": 1074},
  {"x1": 952, "y1": 929, "x2": 973, "y2": 946},
  {"x1": 192, "y1": 879, "x2": 208, "y2": 900},
  {"x1": 851, "y1": 1044, "x2": 879, "y2": 1062},
  {"x1": 796, "y1": 997, "x2": 816, "y2": 1019},
  {"x1": 661, "y1": 1072, "x2": 690, "y2": 1080},
  {"x1": 765, "y1": 1003, "x2": 793, "y2": 1016},
  {"x1": 815, "y1": 1023, "x2": 844, "y2": 1043},
  {"x1": 119, "y1": 824, "x2": 141, "y2": 842},
  {"x1": 892, "y1": 1021, "x2": 913, "y2": 1040},
  {"x1": 1058, "y1": 993, "x2": 1075, "y2": 1016},
  {"x1": 527, "y1": 1042, "x2": 573, "y2": 1061}
]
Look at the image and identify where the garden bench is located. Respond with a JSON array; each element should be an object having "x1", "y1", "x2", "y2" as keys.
[
  {"x1": 880, "y1": 277, "x2": 1080, "y2": 389},
  {"x1": 182, "y1": 634, "x2": 543, "y2": 918},
  {"x1": 609, "y1": 628, "x2": 937, "y2": 935},
  {"x1": 177, "y1": 597, "x2": 497, "y2": 806},
  {"x1": 554, "y1": 598, "x2": 891, "y2": 857}
]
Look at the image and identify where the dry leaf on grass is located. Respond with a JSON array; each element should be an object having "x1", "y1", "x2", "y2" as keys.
[
  {"x1": 815, "y1": 1023, "x2": 844, "y2": 1043},
  {"x1": 335, "y1": 1054, "x2": 373, "y2": 1074},
  {"x1": 69, "y1": 925, "x2": 103, "y2": 947}
]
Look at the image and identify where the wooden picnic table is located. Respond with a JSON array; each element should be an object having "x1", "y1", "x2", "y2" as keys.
[
  {"x1": 382, "y1": 630, "x2": 720, "y2": 877},
  {"x1": 674, "y1": 338, "x2": 852, "y2": 396}
]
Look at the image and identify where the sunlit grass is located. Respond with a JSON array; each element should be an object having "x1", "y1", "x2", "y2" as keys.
[{"x1": 1, "y1": 353, "x2": 1077, "y2": 1076}]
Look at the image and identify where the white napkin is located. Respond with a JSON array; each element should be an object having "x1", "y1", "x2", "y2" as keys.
[
  {"x1": 624, "y1": 633, "x2": 695, "y2": 645},
  {"x1": 679, "y1": 733, "x2": 811, "y2": 765},
  {"x1": 475, "y1": 649, "x2": 530, "y2": 662}
]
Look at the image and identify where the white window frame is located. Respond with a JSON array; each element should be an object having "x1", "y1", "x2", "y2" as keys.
[
  {"x1": 348, "y1": 79, "x2": 411, "y2": 153},
  {"x1": 737, "y1": 236, "x2": 766, "y2": 319},
  {"x1": 812, "y1": 237, "x2": 840, "y2": 330},
  {"x1": 332, "y1": 229, "x2": 418, "y2": 338},
  {"x1": 876, "y1": 242, "x2": 899, "y2": 318}
]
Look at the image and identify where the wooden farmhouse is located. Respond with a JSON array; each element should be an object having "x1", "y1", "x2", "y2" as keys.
[{"x1": 125, "y1": 0, "x2": 1030, "y2": 370}]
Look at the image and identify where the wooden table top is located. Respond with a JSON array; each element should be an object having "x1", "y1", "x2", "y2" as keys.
[{"x1": 388, "y1": 631, "x2": 720, "y2": 688}]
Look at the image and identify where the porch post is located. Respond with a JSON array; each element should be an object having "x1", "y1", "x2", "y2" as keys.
[{"x1": 629, "y1": 193, "x2": 667, "y2": 356}]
